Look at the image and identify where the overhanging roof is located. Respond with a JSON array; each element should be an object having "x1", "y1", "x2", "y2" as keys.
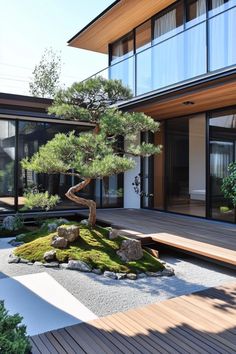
[{"x1": 68, "y1": 0, "x2": 176, "y2": 54}]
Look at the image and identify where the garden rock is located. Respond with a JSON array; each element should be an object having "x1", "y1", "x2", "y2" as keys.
[
  {"x1": 10, "y1": 241, "x2": 24, "y2": 247},
  {"x1": 117, "y1": 239, "x2": 143, "y2": 262},
  {"x1": 92, "y1": 268, "x2": 103, "y2": 275},
  {"x1": 8, "y1": 254, "x2": 20, "y2": 264},
  {"x1": 116, "y1": 273, "x2": 126, "y2": 280},
  {"x1": 44, "y1": 250, "x2": 57, "y2": 262},
  {"x1": 60, "y1": 263, "x2": 69, "y2": 269},
  {"x1": 19, "y1": 258, "x2": 29, "y2": 264},
  {"x1": 127, "y1": 273, "x2": 137, "y2": 280},
  {"x1": 51, "y1": 236, "x2": 68, "y2": 249},
  {"x1": 67, "y1": 260, "x2": 91, "y2": 272},
  {"x1": 138, "y1": 273, "x2": 147, "y2": 279},
  {"x1": 43, "y1": 262, "x2": 59, "y2": 268},
  {"x1": 80, "y1": 219, "x2": 89, "y2": 226},
  {"x1": 104, "y1": 271, "x2": 117, "y2": 280},
  {"x1": 109, "y1": 229, "x2": 120, "y2": 240},
  {"x1": 34, "y1": 261, "x2": 43, "y2": 266},
  {"x1": 146, "y1": 271, "x2": 163, "y2": 277},
  {"x1": 162, "y1": 268, "x2": 175, "y2": 277},
  {"x1": 57, "y1": 225, "x2": 80, "y2": 242}
]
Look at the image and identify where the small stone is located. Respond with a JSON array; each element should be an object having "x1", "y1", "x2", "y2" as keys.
[
  {"x1": 109, "y1": 229, "x2": 120, "y2": 240},
  {"x1": 43, "y1": 262, "x2": 59, "y2": 268},
  {"x1": 44, "y1": 250, "x2": 57, "y2": 262},
  {"x1": 27, "y1": 262, "x2": 34, "y2": 265},
  {"x1": 126, "y1": 273, "x2": 137, "y2": 280},
  {"x1": 80, "y1": 219, "x2": 89, "y2": 226},
  {"x1": 138, "y1": 273, "x2": 147, "y2": 279},
  {"x1": 116, "y1": 273, "x2": 126, "y2": 280},
  {"x1": 146, "y1": 271, "x2": 163, "y2": 277},
  {"x1": 8, "y1": 254, "x2": 20, "y2": 263},
  {"x1": 117, "y1": 239, "x2": 143, "y2": 262},
  {"x1": 103, "y1": 271, "x2": 117, "y2": 280},
  {"x1": 57, "y1": 225, "x2": 80, "y2": 242},
  {"x1": 34, "y1": 261, "x2": 43, "y2": 266},
  {"x1": 51, "y1": 236, "x2": 68, "y2": 249},
  {"x1": 19, "y1": 258, "x2": 29, "y2": 264},
  {"x1": 60, "y1": 263, "x2": 69, "y2": 269},
  {"x1": 67, "y1": 260, "x2": 92, "y2": 272},
  {"x1": 92, "y1": 268, "x2": 103, "y2": 275},
  {"x1": 161, "y1": 268, "x2": 175, "y2": 277}
]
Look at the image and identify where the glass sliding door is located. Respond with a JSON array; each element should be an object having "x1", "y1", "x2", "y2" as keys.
[
  {"x1": 0, "y1": 119, "x2": 16, "y2": 212},
  {"x1": 209, "y1": 110, "x2": 236, "y2": 222},
  {"x1": 166, "y1": 114, "x2": 206, "y2": 217}
]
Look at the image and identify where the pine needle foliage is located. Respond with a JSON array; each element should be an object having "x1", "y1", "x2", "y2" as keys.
[
  {"x1": 22, "y1": 77, "x2": 162, "y2": 224},
  {"x1": 0, "y1": 301, "x2": 31, "y2": 354}
]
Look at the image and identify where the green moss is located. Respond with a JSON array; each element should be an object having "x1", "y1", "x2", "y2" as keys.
[{"x1": 14, "y1": 222, "x2": 164, "y2": 273}]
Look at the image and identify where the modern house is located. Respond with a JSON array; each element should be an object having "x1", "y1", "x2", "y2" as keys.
[
  {"x1": 0, "y1": 0, "x2": 235, "y2": 225},
  {"x1": 68, "y1": 0, "x2": 236, "y2": 224}
]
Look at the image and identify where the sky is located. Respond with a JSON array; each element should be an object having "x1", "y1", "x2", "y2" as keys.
[{"x1": 0, "y1": 0, "x2": 114, "y2": 95}]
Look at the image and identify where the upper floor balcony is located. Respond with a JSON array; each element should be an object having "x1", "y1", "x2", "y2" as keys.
[{"x1": 84, "y1": 1, "x2": 236, "y2": 98}]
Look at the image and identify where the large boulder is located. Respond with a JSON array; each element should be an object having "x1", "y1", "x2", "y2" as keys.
[
  {"x1": 117, "y1": 239, "x2": 143, "y2": 262},
  {"x1": 57, "y1": 225, "x2": 80, "y2": 242},
  {"x1": 51, "y1": 236, "x2": 68, "y2": 249}
]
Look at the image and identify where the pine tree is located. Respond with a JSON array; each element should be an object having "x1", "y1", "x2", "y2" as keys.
[{"x1": 22, "y1": 77, "x2": 161, "y2": 226}]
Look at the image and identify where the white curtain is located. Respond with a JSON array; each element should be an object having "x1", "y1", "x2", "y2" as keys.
[
  {"x1": 154, "y1": 9, "x2": 176, "y2": 39},
  {"x1": 210, "y1": 142, "x2": 234, "y2": 178}
]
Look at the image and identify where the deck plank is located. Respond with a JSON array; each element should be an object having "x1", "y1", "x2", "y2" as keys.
[
  {"x1": 31, "y1": 282, "x2": 236, "y2": 354},
  {"x1": 79, "y1": 209, "x2": 236, "y2": 267}
]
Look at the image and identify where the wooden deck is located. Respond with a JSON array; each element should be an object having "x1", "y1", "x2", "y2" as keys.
[
  {"x1": 30, "y1": 282, "x2": 236, "y2": 353},
  {"x1": 79, "y1": 209, "x2": 236, "y2": 267}
]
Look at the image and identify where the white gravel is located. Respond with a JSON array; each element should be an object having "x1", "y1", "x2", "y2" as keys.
[{"x1": 0, "y1": 237, "x2": 235, "y2": 317}]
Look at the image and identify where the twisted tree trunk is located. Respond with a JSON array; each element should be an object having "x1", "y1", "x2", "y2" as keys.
[{"x1": 65, "y1": 178, "x2": 96, "y2": 226}]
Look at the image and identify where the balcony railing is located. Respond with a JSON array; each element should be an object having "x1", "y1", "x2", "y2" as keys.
[{"x1": 84, "y1": 4, "x2": 236, "y2": 97}]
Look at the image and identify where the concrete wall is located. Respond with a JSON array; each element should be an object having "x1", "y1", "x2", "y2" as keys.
[
  {"x1": 123, "y1": 134, "x2": 141, "y2": 208},
  {"x1": 189, "y1": 114, "x2": 206, "y2": 200}
]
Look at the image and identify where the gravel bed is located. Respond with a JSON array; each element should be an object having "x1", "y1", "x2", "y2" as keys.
[{"x1": 0, "y1": 237, "x2": 235, "y2": 317}]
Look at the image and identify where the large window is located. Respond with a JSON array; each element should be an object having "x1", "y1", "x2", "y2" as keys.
[
  {"x1": 209, "y1": 109, "x2": 236, "y2": 222},
  {"x1": 109, "y1": 0, "x2": 236, "y2": 96},
  {"x1": 0, "y1": 120, "x2": 15, "y2": 212}
]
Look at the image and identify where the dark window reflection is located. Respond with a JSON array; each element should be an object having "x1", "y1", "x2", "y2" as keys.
[
  {"x1": 209, "y1": 109, "x2": 236, "y2": 222},
  {"x1": 0, "y1": 120, "x2": 15, "y2": 212},
  {"x1": 17, "y1": 121, "x2": 123, "y2": 212}
]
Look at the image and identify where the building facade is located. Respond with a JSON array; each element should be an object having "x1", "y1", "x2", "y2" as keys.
[{"x1": 69, "y1": 0, "x2": 236, "y2": 224}]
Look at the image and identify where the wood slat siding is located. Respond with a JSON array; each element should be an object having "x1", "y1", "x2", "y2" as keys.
[
  {"x1": 79, "y1": 209, "x2": 236, "y2": 267},
  {"x1": 133, "y1": 80, "x2": 236, "y2": 120},
  {"x1": 30, "y1": 282, "x2": 236, "y2": 353}
]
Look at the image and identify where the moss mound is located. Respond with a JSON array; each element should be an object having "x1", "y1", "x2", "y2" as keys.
[{"x1": 14, "y1": 221, "x2": 164, "y2": 273}]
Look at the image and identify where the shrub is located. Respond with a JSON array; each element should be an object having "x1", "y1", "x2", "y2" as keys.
[
  {"x1": 23, "y1": 191, "x2": 60, "y2": 211},
  {"x1": 0, "y1": 301, "x2": 31, "y2": 354},
  {"x1": 2, "y1": 215, "x2": 24, "y2": 231},
  {"x1": 221, "y1": 162, "x2": 236, "y2": 207}
]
